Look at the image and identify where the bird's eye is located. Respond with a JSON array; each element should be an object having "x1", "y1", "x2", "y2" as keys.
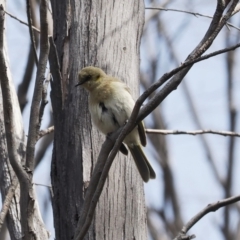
[
  {"x1": 86, "y1": 75, "x2": 91, "y2": 80},
  {"x1": 94, "y1": 74, "x2": 100, "y2": 81}
]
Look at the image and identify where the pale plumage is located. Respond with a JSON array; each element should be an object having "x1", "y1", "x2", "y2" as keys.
[{"x1": 76, "y1": 66, "x2": 156, "y2": 182}]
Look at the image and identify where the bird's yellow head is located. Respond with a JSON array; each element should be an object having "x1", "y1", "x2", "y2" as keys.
[{"x1": 76, "y1": 66, "x2": 106, "y2": 91}]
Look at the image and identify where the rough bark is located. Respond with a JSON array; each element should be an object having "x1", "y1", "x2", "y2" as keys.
[
  {"x1": 0, "y1": 1, "x2": 24, "y2": 239},
  {"x1": 0, "y1": 89, "x2": 22, "y2": 240},
  {"x1": 0, "y1": 1, "x2": 49, "y2": 239},
  {"x1": 50, "y1": 0, "x2": 147, "y2": 239}
]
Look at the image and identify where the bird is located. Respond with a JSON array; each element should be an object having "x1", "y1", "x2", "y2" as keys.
[{"x1": 76, "y1": 66, "x2": 156, "y2": 182}]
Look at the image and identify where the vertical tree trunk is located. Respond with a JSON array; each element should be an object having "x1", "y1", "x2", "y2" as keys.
[
  {"x1": 50, "y1": 0, "x2": 147, "y2": 239},
  {"x1": 0, "y1": 1, "x2": 49, "y2": 239},
  {"x1": 0, "y1": 1, "x2": 23, "y2": 239},
  {"x1": 0, "y1": 91, "x2": 22, "y2": 240}
]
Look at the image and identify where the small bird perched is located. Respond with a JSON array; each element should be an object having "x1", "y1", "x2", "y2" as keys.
[{"x1": 76, "y1": 66, "x2": 156, "y2": 182}]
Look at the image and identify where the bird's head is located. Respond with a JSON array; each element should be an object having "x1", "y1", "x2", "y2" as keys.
[{"x1": 76, "y1": 66, "x2": 106, "y2": 91}]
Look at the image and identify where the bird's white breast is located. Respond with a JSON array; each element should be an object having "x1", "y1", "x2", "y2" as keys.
[{"x1": 88, "y1": 81, "x2": 141, "y2": 145}]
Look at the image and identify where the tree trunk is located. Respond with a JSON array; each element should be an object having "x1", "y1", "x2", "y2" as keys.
[
  {"x1": 50, "y1": 0, "x2": 147, "y2": 239},
  {"x1": 0, "y1": 1, "x2": 24, "y2": 239},
  {"x1": 0, "y1": 1, "x2": 49, "y2": 239}
]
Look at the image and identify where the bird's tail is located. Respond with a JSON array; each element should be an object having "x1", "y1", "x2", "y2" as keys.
[{"x1": 129, "y1": 145, "x2": 156, "y2": 182}]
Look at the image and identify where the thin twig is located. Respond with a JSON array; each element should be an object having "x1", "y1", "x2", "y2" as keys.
[
  {"x1": 145, "y1": 7, "x2": 240, "y2": 31},
  {"x1": 33, "y1": 182, "x2": 52, "y2": 188},
  {"x1": 146, "y1": 129, "x2": 240, "y2": 137},
  {"x1": 38, "y1": 126, "x2": 54, "y2": 140},
  {"x1": 26, "y1": 0, "x2": 39, "y2": 65},
  {"x1": 0, "y1": 176, "x2": 18, "y2": 233},
  {"x1": 5, "y1": 10, "x2": 40, "y2": 33},
  {"x1": 33, "y1": 182, "x2": 53, "y2": 199},
  {"x1": 173, "y1": 195, "x2": 240, "y2": 240}
]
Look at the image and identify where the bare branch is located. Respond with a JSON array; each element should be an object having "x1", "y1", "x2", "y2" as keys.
[
  {"x1": 146, "y1": 129, "x2": 240, "y2": 137},
  {"x1": 21, "y1": 1, "x2": 50, "y2": 237},
  {"x1": 33, "y1": 182, "x2": 53, "y2": 200},
  {"x1": 0, "y1": 4, "x2": 28, "y2": 188},
  {"x1": 26, "y1": 0, "x2": 49, "y2": 172},
  {"x1": 33, "y1": 182, "x2": 51, "y2": 188},
  {"x1": 0, "y1": 176, "x2": 18, "y2": 233},
  {"x1": 145, "y1": 7, "x2": 240, "y2": 31},
  {"x1": 17, "y1": 0, "x2": 39, "y2": 112},
  {"x1": 35, "y1": 113, "x2": 53, "y2": 168},
  {"x1": 5, "y1": 10, "x2": 40, "y2": 33},
  {"x1": 173, "y1": 195, "x2": 240, "y2": 240},
  {"x1": 38, "y1": 126, "x2": 54, "y2": 140},
  {"x1": 232, "y1": 3, "x2": 240, "y2": 15},
  {"x1": 74, "y1": 130, "x2": 120, "y2": 240},
  {"x1": 26, "y1": 0, "x2": 39, "y2": 65},
  {"x1": 145, "y1": 6, "x2": 213, "y2": 18}
]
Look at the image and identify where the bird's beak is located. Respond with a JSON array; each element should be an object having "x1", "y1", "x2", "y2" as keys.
[
  {"x1": 75, "y1": 76, "x2": 89, "y2": 87},
  {"x1": 75, "y1": 76, "x2": 88, "y2": 87},
  {"x1": 75, "y1": 82, "x2": 82, "y2": 87}
]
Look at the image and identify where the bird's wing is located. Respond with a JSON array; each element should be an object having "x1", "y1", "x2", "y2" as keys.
[
  {"x1": 103, "y1": 81, "x2": 135, "y2": 126},
  {"x1": 110, "y1": 81, "x2": 147, "y2": 146}
]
